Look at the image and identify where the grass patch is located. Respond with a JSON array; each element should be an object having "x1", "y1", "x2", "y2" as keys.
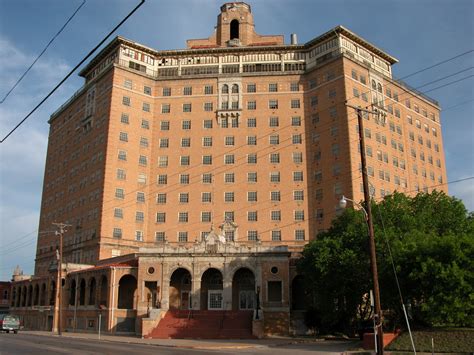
[{"x1": 386, "y1": 328, "x2": 474, "y2": 353}]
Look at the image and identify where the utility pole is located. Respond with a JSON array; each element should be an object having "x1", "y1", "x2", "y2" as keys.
[
  {"x1": 347, "y1": 103, "x2": 385, "y2": 354},
  {"x1": 52, "y1": 222, "x2": 71, "y2": 336}
]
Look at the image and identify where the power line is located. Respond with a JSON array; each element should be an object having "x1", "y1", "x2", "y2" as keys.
[
  {"x1": 442, "y1": 98, "x2": 474, "y2": 112},
  {"x1": 0, "y1": 0, "x2": 145, "y2": 143},
  {"x1": 0, "y1": 0, "x2": 86, "y2": 104},
  {"x1": 397, "y1": 49, "x2": 474, "y2": 81}
]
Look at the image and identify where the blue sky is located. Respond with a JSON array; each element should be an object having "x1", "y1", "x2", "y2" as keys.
[{"x1": 0, "y1": 0, "x2": 473, "y2": 280}]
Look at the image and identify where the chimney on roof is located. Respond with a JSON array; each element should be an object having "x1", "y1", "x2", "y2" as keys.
[{"x1": 291, "y1": 33, "x2": 298, "y2": 45}]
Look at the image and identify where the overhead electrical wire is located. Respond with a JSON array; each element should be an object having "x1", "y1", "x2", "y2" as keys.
[
  {"x1": 0, "y1": 0, "x2": 86, "y2": 104},
  {"x1": 0, "y1": 0, "x2": 145, "y2": 143}
]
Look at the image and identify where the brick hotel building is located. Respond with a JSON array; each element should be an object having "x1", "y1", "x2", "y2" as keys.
[{"x1": 10, "y1": 2, "x2": 446, "y2": 337}]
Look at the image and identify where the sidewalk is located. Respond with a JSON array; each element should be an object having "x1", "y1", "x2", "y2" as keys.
[{"x1": 21, "y1": 330, "x2": 361, "y2": 351}]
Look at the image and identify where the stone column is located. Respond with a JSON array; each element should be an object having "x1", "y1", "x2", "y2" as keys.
[{"x1": 222, "y1": 277, "x2": 232, "y2": 310}]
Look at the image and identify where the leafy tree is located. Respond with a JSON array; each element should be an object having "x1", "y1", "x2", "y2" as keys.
[{"x1": 298, "y1": 191, "x2": 474, "y2": 334}]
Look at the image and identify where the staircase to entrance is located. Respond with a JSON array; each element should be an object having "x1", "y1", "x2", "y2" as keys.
[{"x1": 146, "y1": 310, "x2": 255, "y2": 339}]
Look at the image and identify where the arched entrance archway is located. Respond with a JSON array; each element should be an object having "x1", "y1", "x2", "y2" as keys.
[
  {"x1": 88, "y1": 278, "x2": 96, "y2": 306},
  {"x1": 99, "y1": 275, "x2": 108, "y2": 307},
  {"x1": 169, "y1": 268, "x2": 191, "y2": 310},
  {"x1": 69, "y1": 279, "x2": 76, "y2": 306},
  {"x1": 291, "y1": 275, "x2": 306, "y2": 310},
  {"x1": 118, "y1": 275, "x2": 137, "y2": 309},
  {"x1": 232, "y1": 268, "x2": 255, "y2": 310},
  {"x1": 201, "y1": 268, "x2": 223, "y2": 310}
]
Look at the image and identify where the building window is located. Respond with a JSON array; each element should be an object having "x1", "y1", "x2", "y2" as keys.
[
  {"x1": 162, "y1": 87, "x2": 171, "y2": 96},
  {"x1": 182, "y1": 120, "x2": 191, "y2": 130},
  {"x1": 117, "y1": 169, "x2": 126, "y2": 180},
  {"x1": 178, "y1": 232, "x2": 188, "y2": 243},
  {"x1": 292, "y1": 134, "x2": 302, "y2": 144},
  {"x1": 247, "y1": 230, "x2": 258, "y2": 241},
  {"x1": 224, "y1": 154, "x2": 235, "y2": 164},
  {"x1": 247, "y1": 172, "x2": 257, "y2": 183},
  {"x1": 271, "y1": 210, "x2": 281, "y2": 221},
  {"x1": 271, "y1": 191, "x2": 281, "y2": 201},
  {"x1": 140, "y1": 137, "x2": 149, "y2": 148},
  {"x1": 160, "y1": 120, "x2": 170, "y2": 130},
  {"x1": 180, "y1": 174, "x2": 190, "y2": 184},
  {"x1": 248, "y1": 191, "x2": 257, "y2": 202},
  {"x1": 224, "y1": 211, "x2": 234, "y2": 222},
  {"x1": 137, "y1": 192, "x2": 145, "y2": 203},
  {"x1": 270, "y1": 153, "x2": 280, "y2": 164},
  {"x1": 247, "y1": 101, "x2": 256, "y2": 110},
  {"x1": 247, "y1": 135, "x2": 257, "y2": 145},
  {"x1": 139, "y1": 155, "x2": 148, "y2": 166},
  {"x1": 158, "y1": 156, "x2": 168, "y2": 167},
  {"x1": 178, "y1": 212, "x2": 188, "y2": 223},
  {"x1": 225, "y1": 192, "x2": 235, "y2": 202},
  {"x1": 247, "y1": 154, "x2": 257, "y2": 164},
  {"x1": 155, "y1": 232, "x2": 165, "y2": 242},
  {"x1": 144, "y1": 86, "x2": 151, "y2": 95},
  {"x1": 293, "y1": 152, "x2": 303, "y2": 164},
  {"x1": 203, "y1": 136, "x2": 212, "y2": 147},
  {"x1": 183, "y1": 86, "x2": 192, "y2": 95},
  {"x1": 225, "y1": 136, "x2": 235, "y2": 146},
  {"x1": 290, "y1": 82, "x2": 299, "y2": 91},
  {"x1": 294, "y1": 210, "x2": 304, "y2": 221},
  {"x1": 114, "y1": 208, "x2": 123, "y2": 218},
  {"x1": 113, "y1": 228, "x2": 122, "y2": 239},
  {"x1": 204, "y1": 102, "x2": 213, "y2": 111},
  {"x1": 271, "y1": 230, "x2": 281, "y2": 241},
  {"x1": 202, "y1": 173, "x2": 213, "y2": 184},
  {"x1": 136, "y1": 230, "x2": 144, "y2": 241},
  {"x1": 291, "y1": 116, "x2": 301, "y2": 126},
  {"x1": 269, "y1": 100, "x2": 278, "y2": 109},
  {"x1": 156, "y1": 212, "x2": 166, "y2": 223},
  {"x1": 181, "y1": 137, "x2": 191, "y2": 147},
  {"x1": 204, "y1": 85, "x2": 213, "y2": 94},
  {"x1": 122, "y1": 96, "x2": 130, "y2": 106},
  {"x1": 201, "y1": 211, "x2": 212, "y2": 222},
  {"x1": 248, "y1": 211, "x2": 258, "y2": 222},
  {"x1": 180, "y1": 156, "x2": 190, "y2": 166},
  {"x1": 294, "y1": 190, "x2": 304, "y2": 201},
  {"x1": 225, "y1": 173, "x2": 235, "y2": 183},
  {"x1": 183, "y1": 103, "x2": 192, "y2": 112},
  {"x1": 269, "y1": 83, "x2": 278, "y2": 92},
  {"x1": 203, "y1": 119, "x2": 213, "y2": 129},
  {"x1": 120, "y1": 113, "x2": 129, "y2": 124},
  {"x1": 295, "y1": 230, "x2": 305, "y2": 241},
  {"x1": 119, "y1": 132, "x2": 128, "y2": 142},
  {"x1": 270, "y1": 172, "x2": 280, "y2": 183},
  {"x1": 202, "y1": 192, "x2": 212, "y2": 203},
  {"x1": 247, "y1": 118, "x2": 256, "y2": 127},
  {"x1": 293, "y1": 171, "x2": 303, "y2": 182},
  {"x1": 247, "y1": 83, "x2": 256, "y2": 93},
  {"x1": 157, "y1": 174, "x2": 167, "y2": 185},
  {"x1": 202, "y1": 155, "x2": 212, "y2": 165},
  {"x1": 142, "y1": 102, "x2": 150, "y2": 112},
  {"x1": 136, "y1": 211, "x2": 144, "y2": 222},
  {"x1": 118, "y1": 150, "x2": 127, "y2": 161},
  {"x1": 115, "y1": 188, "x2": 124, "y2": 199},
  {"x1": 161, "y1": 104, "x2": 170, "y2": 113},
  {"x1": 291, "y1": 99, "x2": 300, "y2": 109},
  {"x1": 269, "y1": 116, "x2": 279, "y2": 127},
  {"x1": 156, "y1": 193, "x2": 167, "y2": 204},
  {"x1": 269, "y1": 135, "x2": 279, "y2": 145},
  {"x1": 179, "y1": 193, "x2": 189, "y2": 203}
]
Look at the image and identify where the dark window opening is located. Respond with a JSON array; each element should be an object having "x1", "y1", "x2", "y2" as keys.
[{"x1": 230, "y1": 19, "x2": 239, "y2": 40}]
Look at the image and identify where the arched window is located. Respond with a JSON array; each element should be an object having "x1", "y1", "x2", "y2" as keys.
[
  {"x1": 231, "y1": 84, "x2": 239, "y2": 94},
  {"x1": 377, "y1": 83, "x2": 383, "y2": 93},
  {"x1": 222, "y1": 84, "x2": 229, "y2": 94},
  {"x1": 372, "y1": 80, "x2": 377, "y2": 90},
  {"x1": 89, "y1": 278, "x2": 96, "y2": 306},
  {"x1": 69, "y1": 279, "x2": 76, "y2": 305},
  {"x1": 79, "y1": 279, "x2": 86, "y2": 305},
  {"x1": 230, "y1": 19, "x2": 239, "y2": 40}
]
